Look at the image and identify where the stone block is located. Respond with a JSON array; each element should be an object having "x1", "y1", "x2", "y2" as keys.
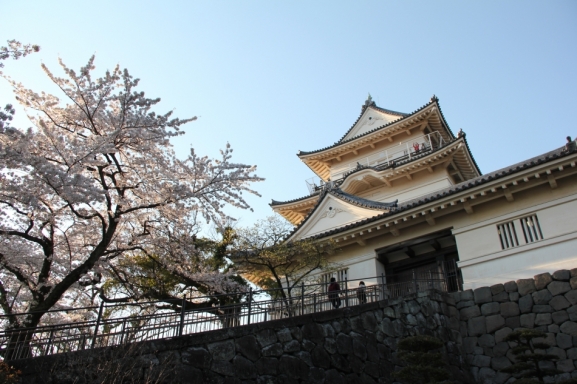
[
  {"x1": 276, "y1": 328, "x2": 293, "y2": 343},
  {"x1": 550, "y1": 295, "x2": 571, "y2": 311},
  {"x1": 480, "y1": 302, "x2": 499, "y2": 316},
  {"x1": 505, "y1": 316, "x2": 520, "y2": 329},
  {"x1": 486, "y1": 315, "x2": 506, "y2": 334},
  {"x1": 468, "y1": 316, "x2": 487, "y2": 337},
  {"x1": 548, "y1": 281, "x2": 571, "y2": 296},
  {"x1": 492, "y1": 291, "x2": 509, "y2": 303},
  {"x1": 517, "y1": 279, "x2": 536, "y2": 296},
  {"x1": 311, "y1": 346, "x2": 331, "y2": 369},
  {"x1": 549, "y1": 324, "x2": 560, "y2": 333},
  {"x1": 336, "y1": 333, "x2": 353, "y2": 355},
  {"x1": 565, "y1": 290, "x2": 577, "y2": 306},
  {"x1": 478, "y1": 367, "x2": 496, "y2": 383},
  {"x1": 235, "y1": 335, "x2": 261, "y2": 362},
  {"x1": 208, "y1": 340, "x2": 236, "y2": 361},
  {"x1": 553, "y1": 310, "x2": 570, "y2": 324},
  {"x1": 567, "y1": 347, "x2": 577, "y2": 359},
  {"x1": 463, "y1": 337, "x2": 478, "y2": 354},
  {"x1": 553, "y1": 269, "x2": 571, "y2": 281},
  {"x1": 491, "y1": 284, "x2": 505, "y2": 295},
  {"x1": 257, "y1": 329, "x2": 278, "y2": 348},
  {"x1": 561, "y1": 321, "x2": 577, "y2": 336},
  {"x1": 572, "y1": 268, "x2": 577, "y2": 278},
  {"x1": 519, "y1": 294, "x2": 534, "y2": 313},
  {"x1": 570, "y1": 277, "x2": 577, "y2": 290},
  {"x1": 534, "y1": 272, "x2": 553, "y2": 290},
  {"x1": 211, "y1": 360, "x2": 235, "y2": 376},
  {"x1": 323, "y1": 338, "x2": 337, "y2": 355},
  {"x1": 456, "y1": 300, "x2": 476, "y2": 309},
  {"x1": 557, "y1": 332, "x2": 573, "y2": 349},
  {"x1": 262, "y1": 343, "x2": 283, "y2": 357},
  {"x1": 461, "y1": 305, "x2": 481, "y2": 320},
  {"x1": 255, "y1": 357, "x2": 279, "y2": 376},
  {"x1": 509, "y1": 292, "x2": 519, "y2": 302},
  {"x1": 493, "y1": 342, "x2": 509, "y2": 357},
  {"x1": 295, "y1": 351, "x2": 313, "y2": 367},
  {"x1": 520, "y1": 313, "x2": 536, "y2": 328},
  {"x1": 548, "y1": 346, "x2": 567, "y2": 360},
  {"x1": 504, "y1": 281, "x2": 518, "y2": 292},
  {"x1": 461, "y1": 289, "x2": 474, "y2": 301},
  {"x1": 568, "y1": 306, "x2": 577, "y2": 322},
  {"x1": 283, "y1": 340, "x2": 301, "y2": 353},
  {"x1": 500, "y1": 302, "x2": 520, "y2": 318},
  {"x1": 278, "y1": 355, "x2": 310, "y2": 380},
  {"x1": 182, "y1": 347, "x2": 212, "y2": 369},
  {"x1": 533, "y1": 289, "x2": 553, "y2": 305},
  {"x1": 495, "y1": 327, "x2": 513, "y2": 343},
  {"x1": 535, "y1": 313, "x2": 552, "y2": 326},
  {"x1": 558, "y1": 359, "x2": 575, "y2": 373},
  {"x1": 479, "y1": 333, "x2": 495, "y2": 348},
  {"x1": 533, "y1": 305, "x2": 553, "y2": 313},
  {"x1": 360, "y1": 311, "x2": 377, "y2": 332},
  {"x1": 302, "y1": 323, "x2": 325, "y2": 342},
  {"x1": 474, "y1": 287, "x2": 492, "y2": 304},
  {"x1": 472, "y1": 354, "x2": 491, "y2": 367},
  {"x1": 233, "y1": 355, "x2": 257, "y2": 380},
  {"x1": 491, "y1": 356, "x2": 511, "y2": 371}
]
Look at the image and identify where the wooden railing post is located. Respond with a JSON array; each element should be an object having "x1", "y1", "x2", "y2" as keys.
[
  {"x1": 179, "y1": 295, "x2": 186, "y2": 336},
  {"x1": 344, "y1": 277, "x2": 349, "y2": 307},
  {"x1": 301, "y1": 282, "x2": 305, "y2": 316}
]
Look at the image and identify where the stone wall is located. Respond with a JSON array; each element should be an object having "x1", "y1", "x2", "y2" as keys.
[
  {"x1": 14, "y1": 268, "x2": 577, "y2": 383},
  {"x1": 452, "y1": 268, "x2": 577, "y2": 384},
  {"x1": 13, "y1": 291, "x2": 472, "y2": 384}
]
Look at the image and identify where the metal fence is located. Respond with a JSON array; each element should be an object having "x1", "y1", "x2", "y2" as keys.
[{"x1": 0, "y1": 271, "x2": 458, "y2": 360}]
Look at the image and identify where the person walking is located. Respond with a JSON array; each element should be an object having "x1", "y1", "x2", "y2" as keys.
[
  {"x1": 357, "y1": 281, "x2": 367, "y2": 304},
  {"x1": 328, "y1": 277, "x2": 341, "y2": 308}
]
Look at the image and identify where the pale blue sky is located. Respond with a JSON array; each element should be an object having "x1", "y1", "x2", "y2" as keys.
[{"x1": 2, "y1": 1, "x2": 576, "y2": 228}]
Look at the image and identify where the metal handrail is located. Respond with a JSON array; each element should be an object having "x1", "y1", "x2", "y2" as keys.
[{"x1": 0, "y1": 271, "x2": 458, "y2": 360}]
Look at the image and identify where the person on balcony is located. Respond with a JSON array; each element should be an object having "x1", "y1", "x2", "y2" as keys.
[
  {"x1": 413, "y1": 142, "x2": 420, "y2": 153},
  {"x1": 328, "y1": 277, "x2": 341, "y2": 308},
  {"x1": 357, "y1": 281, "x2": 367, "y2": 304}
]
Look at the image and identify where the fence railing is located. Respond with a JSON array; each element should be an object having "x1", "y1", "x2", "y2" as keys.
[{"x1": 0, "y1": 271, "x2": 459, "y2": 360}]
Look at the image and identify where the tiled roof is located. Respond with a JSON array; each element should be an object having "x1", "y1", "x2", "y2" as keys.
[
  {"x1": 270, "y1": 192, "x2": 319, "y2": 207},
  {"x1": 289, "y1": 143, "x2": 576, "y2": 241},
  {"x1": 298, "y1": 97, "x2": 441, "y2": 157},
  {"x1": 284, "y1": 187, "x2": 398, "y2": 241}
]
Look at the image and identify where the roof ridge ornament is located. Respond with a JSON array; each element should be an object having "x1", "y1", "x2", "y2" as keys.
[
  {"x1": 458, "y1": 128, "x2": 466, "y2": 138},
  {"x1": 362, "y1": 93, "x2": 376, "y2": 112},
  {"x1": 430, "y1": 94, "x2": 439, "y2": 103}
]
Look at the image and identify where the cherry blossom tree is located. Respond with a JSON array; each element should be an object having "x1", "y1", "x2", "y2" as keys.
[{"x1": 0, "y1": 56, "x2": 263, "y2": 344}]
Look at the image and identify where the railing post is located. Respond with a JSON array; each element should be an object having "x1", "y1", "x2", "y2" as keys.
[
  {"x1": 313, "y1": 293, "x2": 317, "y2": 313},
  {"x1": 407, "y1": 143, "x2": 411, "y2": 160},
  {"x1": 381, "y1": 273, "x2": 387, "y2": 300},
  {"x1": 412, "y1": 269, "x2": 418, "y2": 294},
  {"x1": 247, "y1": 287, "x2": 253, "y2": 324},
  {"x1": 179, "y1": 294, "x2": 186, "y2": 336},
  {"x1": 91, "y1": 301, "x2": 104, "y2": 349},
  {"x1": 44, "y1": 329, "x2": 54, "y2": 356},
  {"x1": 344, "y1": 277, "x2": 349, "y2": 307},
  {"x1": 301, "y1": 282, "x2": 305, "y2": 316}
]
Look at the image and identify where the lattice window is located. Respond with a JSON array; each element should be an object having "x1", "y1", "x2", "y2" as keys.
[
  {"x1": 322, "y1": 268, "x2": 348, "y2": 290},
  {"x1": 520, "y1": 214, "x2": 544, "y2": 244},
  {"x1": 497, "y1": 221, "x2": 519, "y2": 250},
  {"x1": 497, "y1": 214, "x2": 544, "y2": 250}
]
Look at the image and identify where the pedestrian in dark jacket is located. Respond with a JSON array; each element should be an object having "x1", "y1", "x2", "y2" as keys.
[
  {"x1": 357, "y1": 281, "x2": 367, "y2": 304},
  {"x1": 328, "y1": 277, "x2": 341, "y2": 308}
]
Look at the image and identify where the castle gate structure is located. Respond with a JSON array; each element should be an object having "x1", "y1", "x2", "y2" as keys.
[{"x1": 271, "y1": 95, "x2": 577, "y2": 290}]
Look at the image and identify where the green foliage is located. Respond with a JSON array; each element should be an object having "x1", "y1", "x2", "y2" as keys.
[
  {"x1": 231, "y1": 216, "x2": 336, "y2": 300},
  {"x1": 500, "y1": 329, "x2": 562, "y2": 383},
  {"x1": 0, "y1": 361, "x2": 20, "y2": 384},
  {"x1": 393, "y1": 335, "x2": 450, "y2": 384}
]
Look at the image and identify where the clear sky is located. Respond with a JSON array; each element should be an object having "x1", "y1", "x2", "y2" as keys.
[{"x1": 2, "y1": 1, "x2": 576, "y2": 229}]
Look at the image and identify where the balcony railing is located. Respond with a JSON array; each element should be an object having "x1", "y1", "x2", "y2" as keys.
[
  {"x1": 0, "y1": 269, "x2": 460, "y2": 361},
  {"x1": 305, "y1": 131, "x2": 449, "y2": 195}
]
